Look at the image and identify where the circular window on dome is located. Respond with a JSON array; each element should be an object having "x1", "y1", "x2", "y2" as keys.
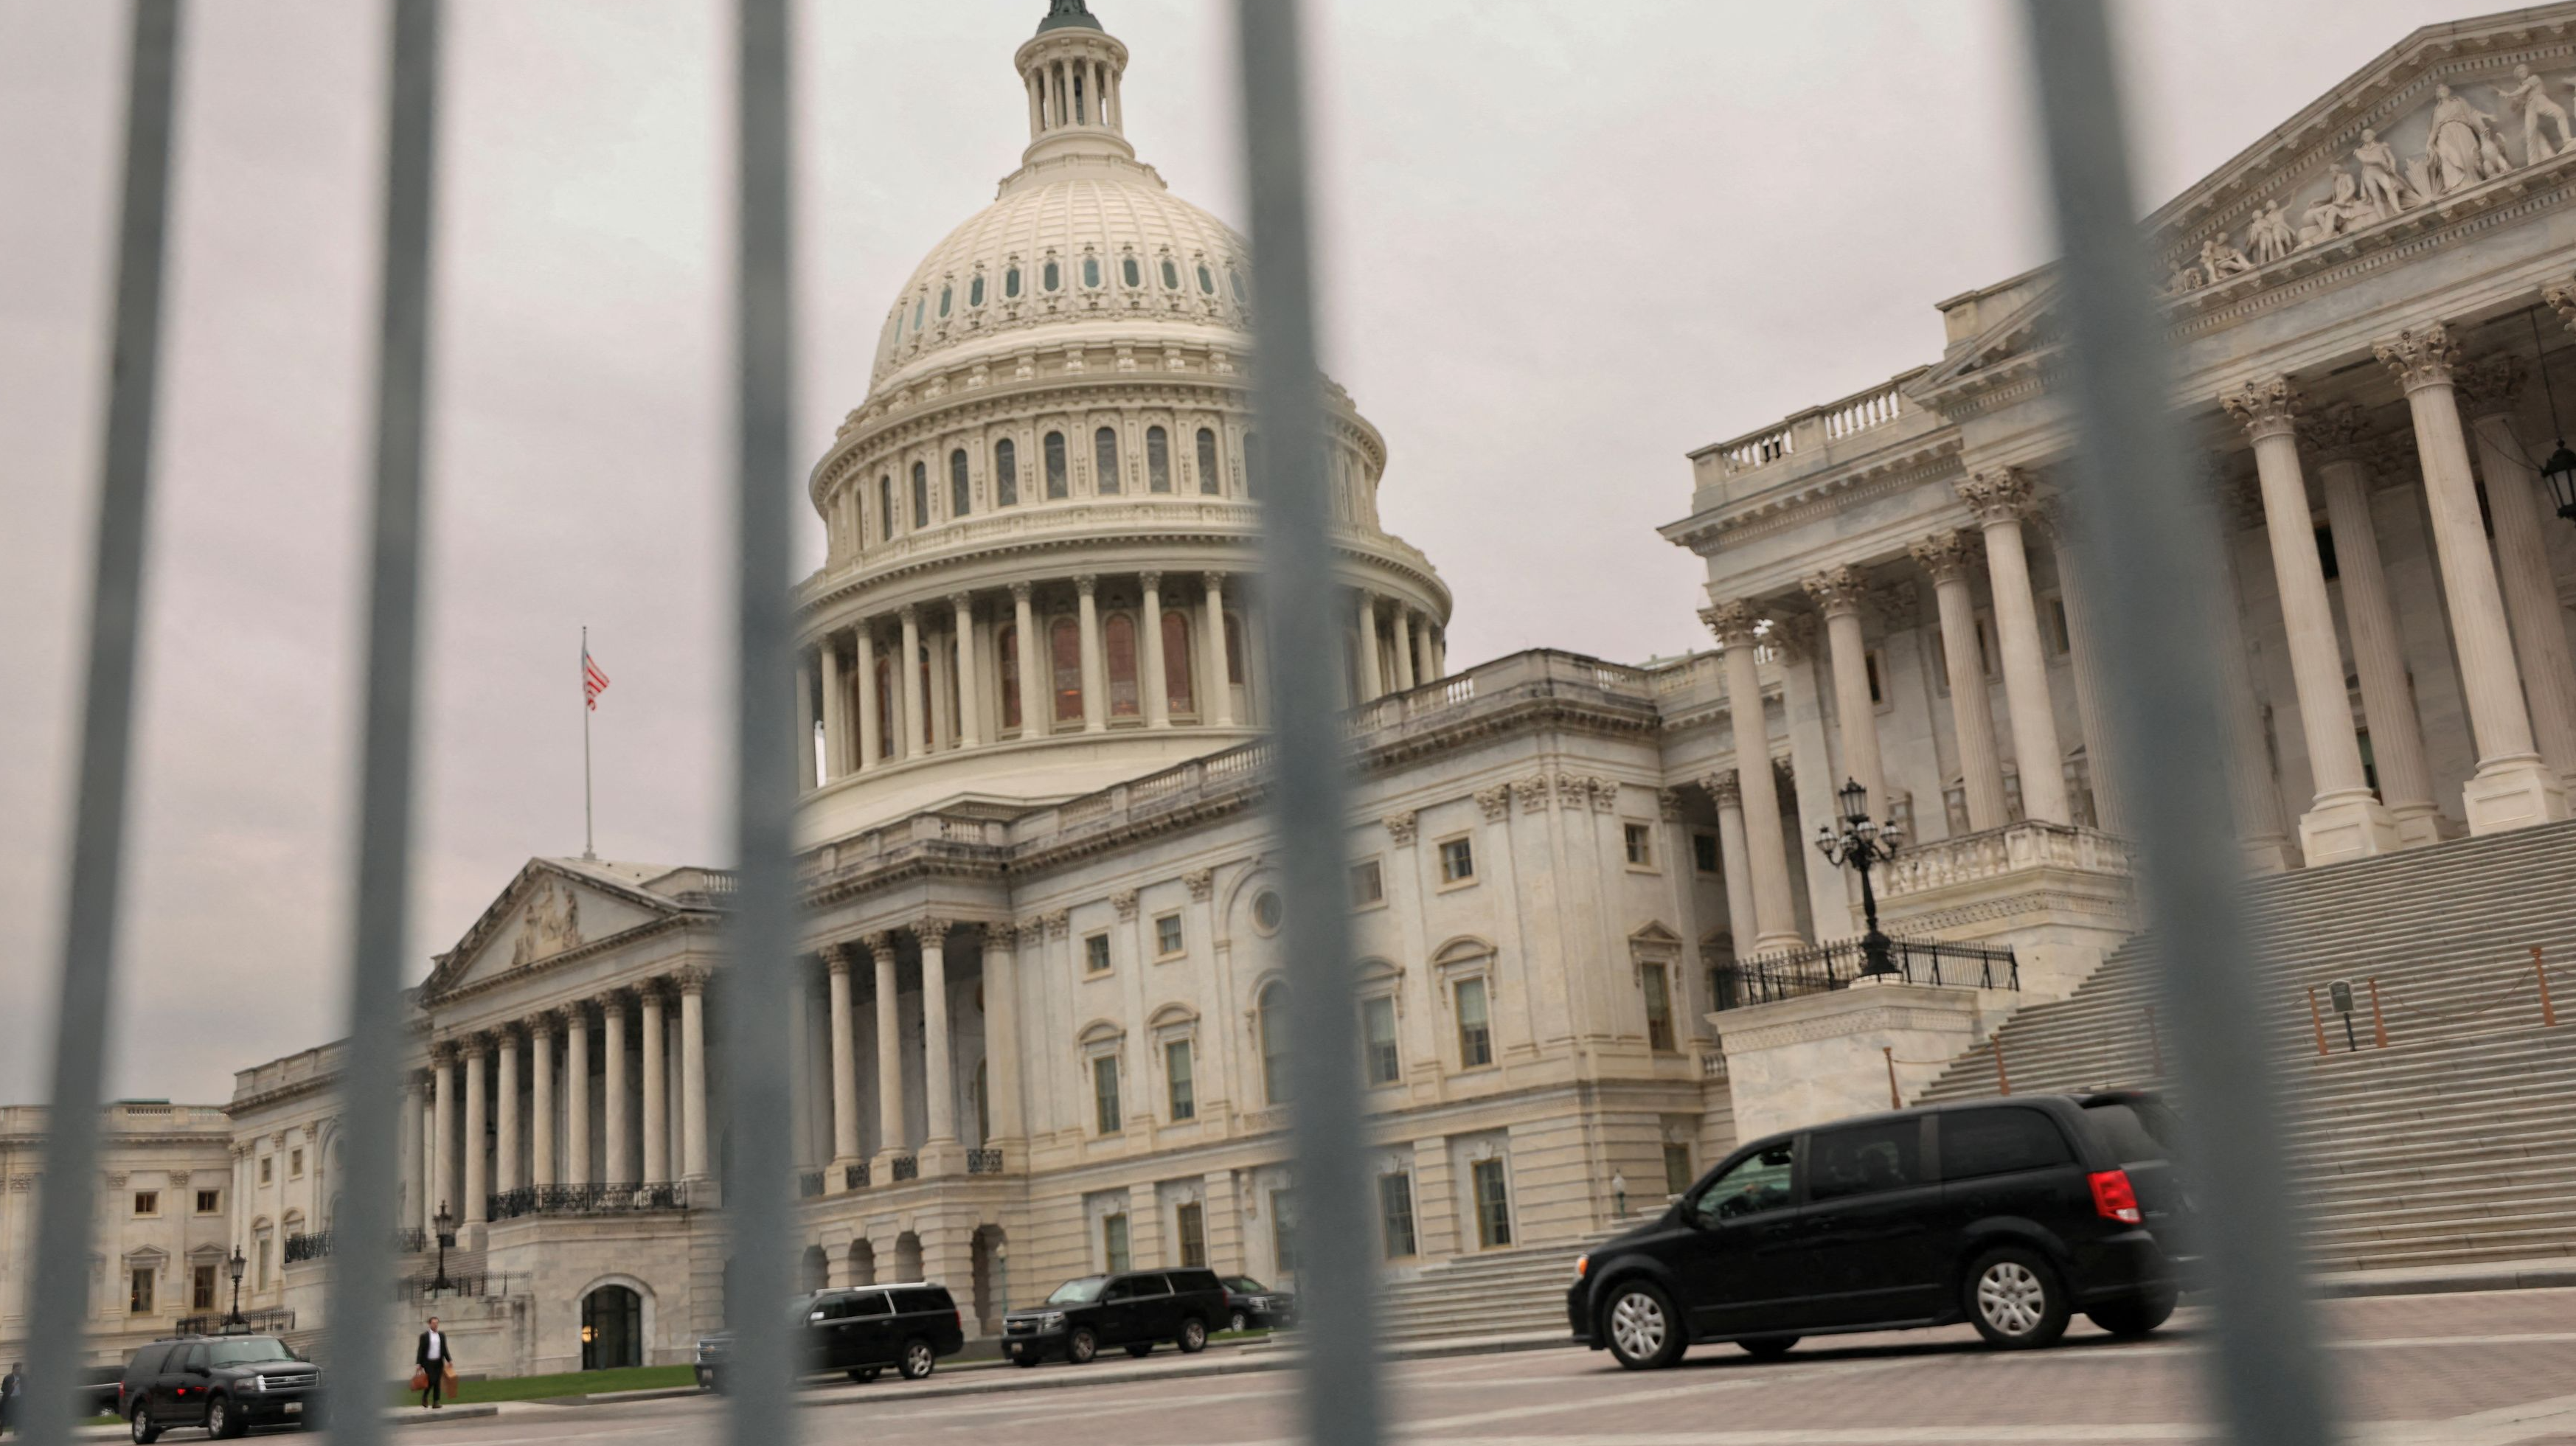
[
  {"x1": 1043, "y1": 260, "x2": 1060, "y2": 292},
  {"x1": 1083, "y1": 256, "x2": 1102, "y2": 289},
  {"x1": 969, "y1": 274, "x2": 985, "y2": 307},
  {"x1": 1007, "y1": 265, "x2": 1024, "y2": 299},
  {"x1": 937, "y1": 284, "x2": 951, "y2": 319},
  {"x1": 1160, "y1": 258, "x2": 1180, "y2": 291},
  {"x1": 1121, "y1": 256, "x2": 1142, "y2": 288},
  {"x1": 1252, "y1": 889, "x2": 1284, "y2": 935}
]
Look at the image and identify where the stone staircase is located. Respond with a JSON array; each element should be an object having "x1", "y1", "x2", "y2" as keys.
[
  {"x1": 1371, "y1": 1230, "x2": 1625, "y2": 1345},
  {"x1": 1912, "y1": 818, "x2": 2576, "y2": 1272}
]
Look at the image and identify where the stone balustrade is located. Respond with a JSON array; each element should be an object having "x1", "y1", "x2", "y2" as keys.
[{"x1": 1878, "y1": 821, "x2": 2133, "y2": 898}]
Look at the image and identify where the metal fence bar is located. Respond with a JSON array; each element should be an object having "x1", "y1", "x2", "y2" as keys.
[
  {"x1": 320, "y1": 2, "x2": 444, "y2": 1440},
  {"x1": 721, "y1": 2, "x2": 801, "y2": 1445},
  {"x1": 1234, "y1": 7, "x2": 1382, "y2": 1446},
  {"x1": 21, "y1": 6, "x2": 181, "y2": 1443},
  {"x1": 2018, "y1": 4, "x2": 2337, "y2": 1444}
]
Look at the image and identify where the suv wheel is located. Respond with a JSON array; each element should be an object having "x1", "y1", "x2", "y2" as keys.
[
  {"x1": 130, "y1": 1403, "x2": 160, "y2": 1445},
  {"x1": 1600, "y1": 1280, "x2": 1687, "y2": 1370},
  {"x1": 1229, "y1": 1309, "x2": 1249, "y2": 1333},
  {"x1": 1737, "y1": 1335, "x2": 1799, "y2": 1360},
  {"x1": 899, "y1": 1338, "x2": 936, "y2": 1381},
  {"x1": 1178, "y1": 1317, "x2": 1209, "y2": 1355},
  {"x1": 208, "y1": 1395, "x2": 245, "y2": 1440},
  {"x1": 846, "y1": 1367, "x2": 880, "y2": 1384},
  {"x1": 1066, "y1": 1327, "x2": 1099, "y2": 1365},
  {"x1": 1124, "y1": 1341, "x2": 1154, "y2": 1358},
  {"x1": 1965, "y1": 1246, "x2": 2070, "y2": 1349},
  {"x1": 2084, "y1": 1287, "x2": 2178, "y2": 1339}
]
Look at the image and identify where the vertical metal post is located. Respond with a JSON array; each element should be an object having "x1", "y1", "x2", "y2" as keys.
[
  {"x1": 2019, "y1": 4, "x2": 2337, "y2": 1442},
  {"x1": 2536, "y1": 945, "x2": 2558, "y2": 1027},
  {"x1": 1233, "y1": 7, "x2": 1381, "y2": 1446},
  {"x1": 21, "y1": 6, "x2": 181, "y2": 1444},
  {"x1": 319, "y1": 4, "x2": 444, "y2": 1443},
  {"x1": 723, "y1": 3, "x2": 799, "y2": 1446}
]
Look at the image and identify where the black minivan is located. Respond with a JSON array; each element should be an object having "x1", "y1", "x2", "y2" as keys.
[
  {"x1": 1569, "y1": 1092, "x2": 2191, "y2": 1368},
  {"x1": 1002, "y1": 1268, "x2": 1229, "y2": 1366}
]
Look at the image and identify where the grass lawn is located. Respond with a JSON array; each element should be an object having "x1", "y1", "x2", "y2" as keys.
[{"x1": 387, "y1": 1363, "x2": 698, "y2": 1407}]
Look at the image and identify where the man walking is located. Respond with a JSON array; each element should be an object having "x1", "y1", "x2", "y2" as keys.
[
  {"x1": 1, "y1": 1361, "x2": 24, "y2": 1436},
  {"x1": 414, "y1": 1318, "x2": 454, "y2": 1409}
]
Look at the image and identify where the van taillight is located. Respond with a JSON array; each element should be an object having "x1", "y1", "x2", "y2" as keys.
[{"x1": 2089, "y1": 1169, "x2": 2143, "y2": 1225}]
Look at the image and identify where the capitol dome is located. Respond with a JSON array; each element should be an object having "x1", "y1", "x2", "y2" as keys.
[{"x1": 793, "y1": 0, "x2": 1451, "y2": 838}]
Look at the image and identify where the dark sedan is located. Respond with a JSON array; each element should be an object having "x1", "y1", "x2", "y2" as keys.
[{"x1": 1218, "y1": 1276, "x2": 1296, "y2": 1332}]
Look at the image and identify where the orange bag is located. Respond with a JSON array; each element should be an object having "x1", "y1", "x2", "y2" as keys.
[{"x1": 409, "y1": 1368, "x2": 428, "y2": 1392}]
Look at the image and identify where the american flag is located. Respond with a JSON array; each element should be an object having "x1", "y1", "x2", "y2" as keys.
[{"x1": 583, "y1": 645, "x2": 611, "y2": 711}]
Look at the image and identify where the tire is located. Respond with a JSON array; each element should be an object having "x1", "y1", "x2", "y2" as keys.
[
  {"x1": 1229, "y1": 1310, "x2": 1249, "y2": 1334},
  {"x1": 209, "y1": 1396, "x2": 245, "y2": 1441},
  {"x1": 2085, "y1": 1287, "x2": 2179, "y2": 1339},
  {"x1": 1737, "y1": 1335, "x2": 1799, "y2": 1360},
  {"x1": 899, "y1": 1338, "x2": 936, "y2": 1381},
  {"x1": 1013, "y1": 1357, "x2": 1041, "y2": 1369},
  {"x1": 1965, "y1": 1246, "x2": 2072, "y2": 1349},
  {"x1": 845, "y1": 1367, "x2": 880, "y2": 1384},
  {"x1": 1124, "y1": 1342, "x2": 1154, "y2": 1358},
  {"x1": 1177, "y1": 1317, "x2": 1208, "y2": 1355},
  {"x1": 130, "y1": 1404, "x2": 160, "y2": 1445},
  {"x1": 1597, "y1": 1280, "x2": 1687, "y2": 1371},
  {"x1": 1067, "y1": 1327, "x2": 1099, "y2": 1365}
]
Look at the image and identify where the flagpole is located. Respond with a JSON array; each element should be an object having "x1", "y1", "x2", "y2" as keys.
[{"x1": 582, "y1": 625, "x2": 597, "y2": 861}]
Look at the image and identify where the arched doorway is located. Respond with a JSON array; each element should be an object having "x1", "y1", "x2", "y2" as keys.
[
  {"x1": 798, "y1": 1245, "x2": 827, "y2": 1295},
  {"x1": 581, "y1": 1285, "x2": 642, "y2": 1371},
  {"x1": 893, "y1": 1231, "x2": 923, "y2": 1283},
  {"x1": 847, "y1": 1238, "x2": 876, "y2": 1287},
  {"x1": 971, "y1": 1225, "x2": 1007, "y2": 1332}
]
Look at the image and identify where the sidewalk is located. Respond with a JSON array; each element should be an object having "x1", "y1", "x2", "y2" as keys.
[{"x1": 74, "y1": 1405, "x2": 499, "y2": 1439}]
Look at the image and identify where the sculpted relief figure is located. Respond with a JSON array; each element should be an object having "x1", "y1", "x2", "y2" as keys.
[
  {"x1": 2299, "y1": 172, "x2": 2367, "y2": 246},
  {"x1": 2166, "y1": 260, "x2": 2205, "y2": 294},
  {"x1": 2200, "y1": 235, "x2": 2254, "y2": 282},
  {"x1": 508, "y1": 878, "x2": 584, "y2": 967},
  {"x1": 2426, "y1": 84, "x2": 2500, "y2": 195},
  {"x1": 2499, "y1": 65, "x2": 2572, "y2": 162},
  {"x1": 2246, "y1": 199, "x2": 2297, "y2": 263},
  {"x1": 2353, "y1": 128, "x2": 2410, "y2": 219}
]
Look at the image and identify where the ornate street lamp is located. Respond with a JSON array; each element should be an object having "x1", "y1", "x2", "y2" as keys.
[
  {"x1": 431, "y1": 1202, "x2": 456, "y2": 1296},
  {"x1": 2527, "y1": 309, "x2": 2576, "y2": 526},
  {"x1": 1814, "y1": 776, "x2": 1904, "y2": 978},
  {"x1": 224, "y1": 1244, "x2": 246, "y2": 1329}
]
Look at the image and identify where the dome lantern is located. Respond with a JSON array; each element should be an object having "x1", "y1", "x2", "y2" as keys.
[{"x1": 1014, "y1": 2, "x2": 1133, "y2": 167}]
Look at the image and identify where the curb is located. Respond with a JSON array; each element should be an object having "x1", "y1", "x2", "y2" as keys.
[
  {"x1": 74, "y1": 1405, "x2": 499, "y2": 1440},
  {"x1": 2314, "y1": 1264, "x2": 2576, "y2": 1299}
]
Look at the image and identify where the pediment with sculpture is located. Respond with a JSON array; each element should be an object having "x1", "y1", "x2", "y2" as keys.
[{"x1": 420, "y1": 859, "x2": 690, "y2": 1001}]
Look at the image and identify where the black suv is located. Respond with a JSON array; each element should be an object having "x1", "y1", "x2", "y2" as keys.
[
  {"x1": 1569, "y1": 1092, "x2": 2192, "y2": 1368},
  {"x1": 695, "y1": 1283, "x2": 964, "y2": 1391},
  {"x1": 1002, "y1": 1268, "x2": 1228, "y2": 1366},
  {"x1": 120, "y1": 1335, "x2": 320, "y2": 1439},
  {"x1": 1218, "y1": 1276, "x2": 1296, "y2": 1332}
]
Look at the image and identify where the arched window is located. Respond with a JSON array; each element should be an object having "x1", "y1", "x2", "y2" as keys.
[
  {"x1": 1105, "y1": 612, "x2": 1140, "y2": 717},
  {"x1": 1044, "y1": 431, "x2": 1068, "y2": 498},
  {"x1": 1121, "y1": 255, "x2": 1142, "y2": 289},
  {"x1": 878, "y1": 475, "x2": 894, "y2": 538},
  {"x1": 998, "y1": 625, "x2": 1021, "y2": 732},
  {"x1": 1094, "y1": 426, "x2": 1121, "y2": 495},
  {"x1": 1242, "y1": 432, "x2": 1259, "y2": 498},
  {"x1": 1162, "y1": 611, "x2": 1195, "y2": 715},
  {"x1": 580, "y1": 1285, "x2": 643, "y2": 1372},
  {"x1": 1196, "y1": 263, "x2": 1215, "y2": 294},
  {"x1": 874, "y1": 652, "x2": 895, "y2": 757},
  {"x1": 1226, "y1": 613, "x2": 1247, "y2": 686},
  {"x1": 1195, "y1": 428, "x2": 1220, "y2": 496},
  {"x1": 1082, "y1": 254, "x2": 1102, "y2": 289},
  {"x1": 994, "y1": 439, "x2": 1017, "y2": 506},
  {"x1": 1006, "y1": 265, "x2": 1022, "y2": 299},
  {"x1": 1050, "y1": 617, "x2": 1083, "y2": 723},
  {"x1": 1043, "y1": 258, "x2": 1060, "y2": 292},
  {"x1": 1161, "y1": 257, "x2": 1181, "y2": 291},
  {"x1": 911, "y1": 462, "x2": 929, "y2": 527},
  {"x1": 1143, "y1": 425, "x2": 1171, "y2": 493},
  {"x1": 1257, "y1": 981, "x2": 1288, "y2": 1105},
  {"x1": 913, "y1": 295, "x2": 926, "y2": 330},
  {"x1": 1229, "y1": 266, "x2": 1247, "y2": 303},
  {"x1": 949, "y1": 448, "x2": 971, "y2": 518},
  {"x1": 968, "y1": 274, "x2": 985, "y2": 307},
  {"x1": 937, "y1": 284, "x2": 951, "y2": 319}
]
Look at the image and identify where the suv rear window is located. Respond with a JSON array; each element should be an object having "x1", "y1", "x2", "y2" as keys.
[
  {"x1": 127, "y1": 1344, "x2": 170, "y2": 1379},
  {"x1": 1940, "y1": 1107, "x2": 2074, "y2": 1179},
  {"x1": 893, "y1": 1287, "x2": 950, "y2": 1314},
  {"x1": 1169, "y1": 1269, "x2": 1222, "y2": 1294},
  {"x1": 2082, "y1": 1098, "x2": 2179, "y2": 1164}
]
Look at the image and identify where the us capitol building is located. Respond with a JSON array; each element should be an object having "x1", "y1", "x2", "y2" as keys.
[{"x1": 9, "y1": 0, "x2": 2576, "y2": 1377}]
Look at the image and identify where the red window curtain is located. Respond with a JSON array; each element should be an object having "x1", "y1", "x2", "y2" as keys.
[
  {"x1": 1161, "y1": 611, "x2": 1193, "y2": 714},
  {"x1": 1051, "y1": 617, "x2": 1083, "y2": 722},
  {"x1": 999, "y1": 625, "x2": 1021, "y2": 731},
  {"x1": 1105, "y1": 613, "x2": 1140, "y2": 717}
]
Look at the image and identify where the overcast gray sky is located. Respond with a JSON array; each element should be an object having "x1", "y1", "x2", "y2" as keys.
[{"x1": 0, "y1": 0, "x2": 2488, "y2": 1104}]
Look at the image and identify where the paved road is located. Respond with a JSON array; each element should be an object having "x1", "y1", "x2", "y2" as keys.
[{"x1": 355, "y1": 1289, "x2": 2576, "y2": 1445}]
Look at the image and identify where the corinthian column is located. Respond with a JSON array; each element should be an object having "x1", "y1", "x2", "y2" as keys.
[
  {"x1": 827, "y1": 945, "x2": 862, "y2": 1173},
  {"x1": 530, "y1": 1013, "x2": 557, "y2": 1189},
  {"x1": 1702, "y1": 601, "x2": 1804, "y2": 953},
  {"x1": 495, "y1": 1027, "x2": 521, "y2": 1197},
  {"x1": 1355, "y1": 591, "x2": 1384, "y2": 703},
  {"x1": 869, "y1": 934, "x2": 906, "y2": 1164},
  {"x1": 2375, "y1": 324, "x2": 2571, "y2": 831},
  {"x1": 819, "y1": 636, "x2": 847, "y2": 782},
  {"x1": 1957, "y1": 469, "x2": 2069, "y2": 824},
  {"x1": 563, "y1": 1006, "x2": 590, "y2": 1186},
  {"x1": 951, "y1": 594, "x2": 982, "y2": 748},
  {"x1": 919, "y1": 919, "x2": 959, "y2": 1156},
  {"x1": 461, "y1": 1037, "x2": 489, "y2": 1226},
  {"x1": 1701, "y1": 772, "x2": 1760, "y2": 962},
  {"x1": 1202, "y1": 574, "x2": 1235, "y2": 726},
  {"x1": 855, "y1": 626, "x2": 881, "y2": 771},
  {"x1": 679, "y1": 970, "x2": 709, "y2": 1183},
  {"x1": 1011, "y1": 583, "x2": 1041, "y2": 737},
  {"x1": 1800, "y1": 564, "x2": 1886, "y2": 814},
  {"x1": 1392, "y1": 608, "x2": 1419, "y2": 692},
  {"x1": 2305, "y1": 405, "x2": 2442, "y2": 844},
  {"x1": 2213, "y1": 498, "x2": 2302, "y2": 873},
  {"x1": 987, "y1": 925, "x2": 1028, "y2": 1147},
  {"x1": 602, "y1": 992, "x2": 631, "y2": 1184},
  {"x1": 2222, "y1": 378, "x2": 2399, "y2": 862},
  {"x1": 1076, "y1": 577, "x2": 1107, "y2": 732},
  {"x1": 898, "y1": 605, "x2": 925, "y2": 760},
  {"x1": 796, "y1": 656, "x2": 819, "y2": 791},
  {"x1": 431, "y1": 1044, "x2": 456, "y2": 1222},
  {"x1": 2032, "y1": 508, "x2": 2124, "y2": 835},
  {"x1": 1911, "y1": 531, "x2": 2010, "y2": 830},
  {"x1": 639, "y1": 984, "x2": 668, "y2": 1184},
  {"x1": 2457, "y1": 355, "x2": 2576, "y2": 787},
  {"x1": 1140, "y1": 572, "x2": 1171, "y2": 727}
]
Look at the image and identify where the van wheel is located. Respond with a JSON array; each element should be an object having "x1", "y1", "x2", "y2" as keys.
[
  {"x1": 1737, "y1": 1335, "x2": 1799, "y2": 1360},
  {"x1": 1124, "y1": 1341, "x2": 1154, "y2": 1358},
  {"x1": 1600, "y1": 1280, "x2": 1687, "y2": 1370},
  {"x1": 1067, "y1": 1327, "x2": 1099, "y2": 1364},
  {"x1": 899, "y1": 1338, "x2": 937, "y2": 1380},
  {"x1": 846, "y1": 1367, "x2": 880, "y2": 1384},
  {"x1": 1965, "y1": 1246, "x2": 2071, "y2": 1349},
  {"x1": 129, "y1": 1404, "x2": 161, "y2": 1445},
  {"x1": 1178, "y1": 1317, "x2": 1208, "y2": 1354},
  {"x1": 2085, "y1": 1287, "x2": 2178, "y2": 1338}
]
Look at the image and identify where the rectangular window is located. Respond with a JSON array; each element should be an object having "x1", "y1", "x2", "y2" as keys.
[
  {"x1": 195, "y1": 1189, "x2": 221, "y2": 1214},
  {"x1": 130, "y1": 1267, "x2": 154, "y2": 1315},
  {"x1": 257, "y1": 1239, "x2": 271, "y2": 1290},
  {"x1": 1165, "y1": 1039, "x2": 1195, "y2": 1122},
  {"x1": 995, "y1": 438, "x2": 1018, "y2": 506},
  {"x1": 1454, "y1": 977, "x2": 1493, "y2": 1068},
  {"x1": 1093, "y1": 1055, "x2": 1122, "y2": 1135},
  {"x1": 1623, "y1": 823, "x2": 1654, "y2": 869},
  {"x1": 1642, "y1": 963, "x2": 1676, "y2": 1052},
  {"x1": 1044, "y1": 431, "x2": 1069, "y2": 498},
  {"x1": 1094, "y1": 425, "x2": 1122, "y2": 495},
  {"x1": 1693, "y1": 832, "x2": 1719, "y2": 875},
  {"x1": 260, "y1": 1157, "x2": 273, "y2": 1185},
  {"x1": 1865, "y1": 649, "x2": 1886, "y2": 705},
  {"x1": 1176, "y1": 1201, "x2": 1207, "y2": 1267},
  {"x1": 1195, "y1": 427, "x2": 1221, "y2": 496},
  {"x1": 1349, "y1": 858, "x2": 1384, "y2": 908},
  {"x1": 132, "y1": 1191, "x2": 159, "y2": 1217},
  {"x1": 1155, "y1": 913, "x2": 1184, "y2": 958},
  {"x1": 1437, "y1": 835, "x2": 1474, "y2": 886},
  {"x1": 192, "y1": 1265, "x2": 217, "y2": 1312},
  {"x1": 1362, "y1": 996, "x2": 1401, "y2": 1086},
  {"x1": 1378, "y1": 1172, "x2": 1417, "y2": 1259},
  {"x1": 2045, "y1": 597, "x2": 2072, "y2": 655},
  {"x1": 1472, "y1": 1158, "x2": 1513, "y2": 1248},
  {"x1": 1085, "y1": 933, "x2": 1112, "y2": 975},
  {"x1": 1103, "y1": 1212, "x2": 1131, "y2": 1273},
  {"x1": 290, "y1": 1149, "x2": 304, "y2": 1178},
  {"x1": 1147, "y1": 425, "x2": 1172, "y2": 493},
  {"x1": 1270, "y1": 1189, "x2": 1297, "y2": 1273},
  {"x1": 1663, "y1": 1142, "x2": 1695, "y2": 1198}
]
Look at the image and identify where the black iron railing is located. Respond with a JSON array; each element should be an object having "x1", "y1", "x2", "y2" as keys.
[
  {"x1": 395, "y1": 1226, "x2": 426, "y2": 1255},
  {"x1": 1711, "y1": 937, "x2": 2019, "y2": 1012},
  {"x1": 174, "y1": 1307, "x2": 294, "y2": 1337},
  {"x1": 844, "y1": 1161, "x2": 869, "y2": 1190},
  {"x1": 396, "y1": 1272, "x2": 516, "y2": 1302},
  {"x1": 889, "y1": 1154, "x2": 918, "y2": 1182},
  {"x1": 283, "y1": 1231, "x2": 329, "y2": 1264},
  {"x1": 485, "y1": 1183, "x2": 688, "y2": 1220},
  {"x1": 796, "y1": 1171, "x2": 824, "y2": 1199},
  {"x1": 966, "y1": 1148, "x2": 1004, "y2": 1175}
]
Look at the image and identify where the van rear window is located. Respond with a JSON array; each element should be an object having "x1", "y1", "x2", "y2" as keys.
[{"x1": 2081, "y1": 1099, "x2": 2178, "y2": 1164}]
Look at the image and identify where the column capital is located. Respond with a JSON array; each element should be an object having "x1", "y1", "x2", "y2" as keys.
[
  {"x1": 2219, "y1": 376, "x2": 2304, "y2": 440},
  {"x1": 947, "y1": 590, "x2": 973, "y2": 613},
  {"x1": 1139, "y1": 569, "x2": 1162, "y2": 591},
  {"x1": 1383, "y1": 810, "x2": 1418, "y2": 845},
  {"x1": 2299, "y1": 400, "x2": 2378, "y2": 466},
  {"x1": 1657, "y1": 787, "x2": 1685, "y2": 821},
  {"x1": 1009, "y1": 579, "x2": 1033, "y2": 604},
  {"x1": 1799, "y1": 564, "x2": 1872, "y2": 620},
  {"x1": 1474, "y1": 785, "x2": 1512, "y2": 821},
  {"x1": 527, "y1": 1010, "x2": 559, "y2": 1041},
  {"x1": 1074, "y1": 574, "x2": 1099, "y2": 598},
  {"x1": 2545, "y1": 274, "x2": 2576, "y2": 332},
  {"x1": 459, "y1": 1033, "x2": 489, "y2": 1061},
  {"x1": 1701, "y1": 770, "x2": 1743, "y2": 810},
  {"x1": 674, "y1": 965, "x2": 710, "y2": 996},
  {"x1": 1044, "y1": 908, "x2": 1072, "y2": 939},
  {"x1": 862, "y1": 929, "x2": 897, "y2": 957},
  {"x1": 2453, "y1": 352, "x2": 2527, "y2": 420},
  {"x1": 1184, "y1": 866, "x2": 1215, "y2": 900},
  {"x1": 429, "y1": 1039, "x2": 457, "y2": 1066},
  {"x1": 824, "y1": 942, "x2": 856, "y2": 978},
  {"x1": 1909, "y1": 529, "x2": 1982, "y2": 583},
  {"x1": 898, "y1": 603, "x2": 920, "y2": 630},
  {"x1": 1769, "y1": 613, "x2": 1819, "y2": 664},
  {"x1": 915, "y1": 917, "x2": 955, "y2": 945},
  {"x1": 2373, "y1": 321, "x2": 2462, "y2": 393},
  {"x1": 598, "y1": 986, "x2": 634, "y2": 1013},
  {"x1": 1956, "y1": 465, "x2": 2041, "y2": 522},
  {"x1": 1200, "y1": 570, "x2": 1226, "y2": 591},
  {"x1": 1110, "y1": 889, "x2": 1140, "y2": 921},
  {"x1": 1699, "y1": 599, "x2": 1765, "y2": 648},
  {"x1": 1015, "y1": 916, "x2": 1047, "y2": 945}
]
